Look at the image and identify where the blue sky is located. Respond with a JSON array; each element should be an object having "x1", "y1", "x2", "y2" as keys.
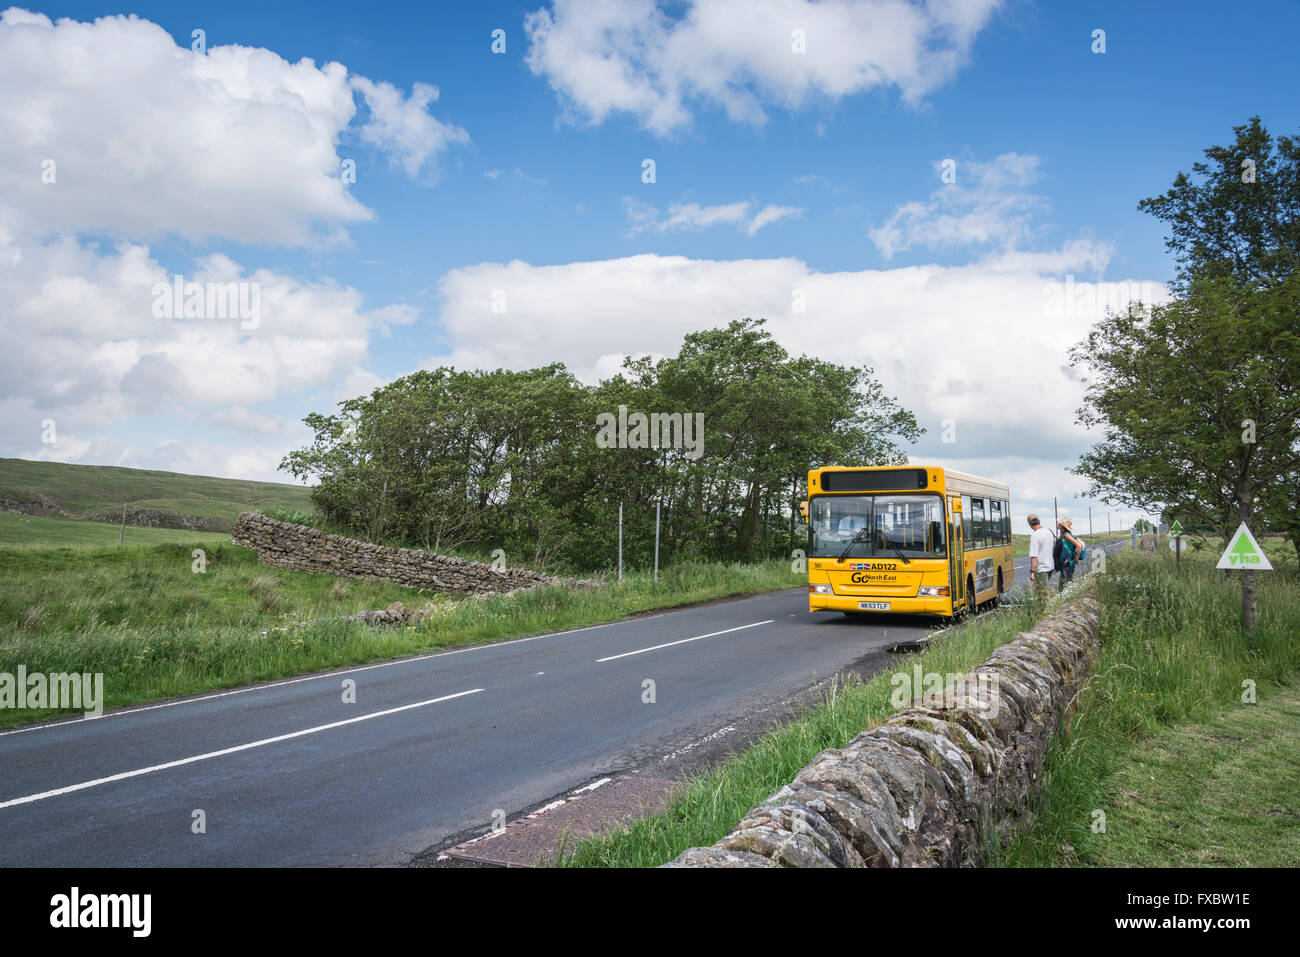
[{"x1": 2, "y1": 0, "x2": 1297, "y2": 529}]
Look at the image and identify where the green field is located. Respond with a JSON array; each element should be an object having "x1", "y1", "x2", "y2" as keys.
[
  {"x1": 1163, "y1": 531, "x2": 1296, "y2": 569},
  {"x1": 1012, "y1": 529, "x2": 1130, "y2": 557},
  {"x1": 0, "y1": 457, "x2": 312, "y2": 523},
  {"x1": 0, "y1": 512, "x2": 235, "y2": 548}
]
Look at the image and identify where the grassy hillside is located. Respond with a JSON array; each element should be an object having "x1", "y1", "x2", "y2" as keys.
[{"x1": 0, "y1": 457, "x2": 312, "y2": 523}]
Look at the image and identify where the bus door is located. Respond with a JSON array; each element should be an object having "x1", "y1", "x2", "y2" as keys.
[{"x1": 949, "y1": 496, "x2": 963, "y2": 614}]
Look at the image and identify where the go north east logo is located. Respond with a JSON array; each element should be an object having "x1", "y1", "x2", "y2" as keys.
[{"x1": 1215, "y1": 523, "x2": 1274, "y2": 570}]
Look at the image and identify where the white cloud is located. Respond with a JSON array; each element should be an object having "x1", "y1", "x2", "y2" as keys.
[
  {"x1": 0, "y1": 8, "x2": 467, "y2": 245},
  {"x1": 870, "y1": 152, "x2": 1048, "y2": 258},
  {"x1": 0, "y1": 7, "x2": 453, "y2": 481},
  {"x1": 350, "y1": 78, "x2": 470, "y2": 181},
  {"x1": 625, "y1": 198, "x2": 803, "y2": 234},
  {"x1": 482, "y1": 167, "x2": 547, "y2": 185},
  {"x1": 0, "y1": 233, "x2": 408, "y2": 465},
  {"x1": 746, "y1": 204, "x2": 803, "y2": 235},
  {"x1": 208, "y1": 407, "x2": 289, "y2": 435},
  {"x1": 524, "y1": 0, "x2": 1002, "y2": 135},
  {"x1": 430, "y1": 247, "x2": 1168, "y2": 517}
]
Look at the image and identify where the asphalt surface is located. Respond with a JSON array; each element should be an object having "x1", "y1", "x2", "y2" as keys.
[{"x1": 0, "y1": 536, "x2": 1130, "y2": 867}]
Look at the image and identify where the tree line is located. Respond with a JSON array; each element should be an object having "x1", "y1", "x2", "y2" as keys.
[
  {"x1": 1072, "y1": 116, "x2": 1300, "y2": 630},
  {"x1": 280, "y1": 319, "x2": 922, "y2": 572}
]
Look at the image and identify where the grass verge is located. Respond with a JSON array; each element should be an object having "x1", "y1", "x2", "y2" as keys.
[
  {"x1": 554, "y1": 590, "x2": 1068, "y2": 867},
  {"x1": 996, "y1": 549, "x2": 1300, "y2": 866},
  {"x1": 0, "y1": 542, "x2": 802, "y2": 729},
  {"x1": 1084, "y1": 679, "x2": 1300, "y2": 866}
]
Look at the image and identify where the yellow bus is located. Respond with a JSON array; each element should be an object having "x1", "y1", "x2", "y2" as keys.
[{"x1": 803, "y1": 464, "x2": 1013, "y2": 618}]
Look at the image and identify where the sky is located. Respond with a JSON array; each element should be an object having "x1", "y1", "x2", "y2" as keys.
[{"x1": 2, "y1": 0, "x2": 1297, "y2": 533}]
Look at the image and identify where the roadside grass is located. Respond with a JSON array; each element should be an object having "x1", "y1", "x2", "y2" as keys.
[
  {"x1": 995, "y1": 549, "x2": 1300, "y2": 866},
  {"x1": 554, "y1": 591, "x2": 1068, "y2": 867},
  {"x1": 0, "y1": 543, "x2": 802, "y2": 729},
  {"x1": 0, "y1": 512, "x2": 234, "y2": 549}
]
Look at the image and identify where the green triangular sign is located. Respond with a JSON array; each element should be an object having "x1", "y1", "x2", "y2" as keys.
[
  {"x1": 1169, "y1": 520, "x2": 1183, "y2": 536},
  {"x1": 1216, "y1": 523, "x2": 1273, "y2": 571}
]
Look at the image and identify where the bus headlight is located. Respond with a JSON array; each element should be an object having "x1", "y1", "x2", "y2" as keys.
[
  {"x1": 808, "y1": 583, "x2": 833, "y2": 594},
  {"x1": 917, "y1": 586, "x2": 950, "y2": 597}
]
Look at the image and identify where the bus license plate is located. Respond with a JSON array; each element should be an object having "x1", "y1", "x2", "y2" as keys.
[{"x1": 858, "y1": 601, "x2": 890, "y2": 611}]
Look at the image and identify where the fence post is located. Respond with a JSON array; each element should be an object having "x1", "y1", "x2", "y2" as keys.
[
  {"x1": 618, "y1": 504, "x2": 623, "y2": 582},
  {"x1": 654, "y1": 499, "x2": 661, "y2": 582}
]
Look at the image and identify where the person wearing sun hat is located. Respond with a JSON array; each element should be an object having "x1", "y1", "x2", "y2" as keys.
[{"x1": 1056, "y1": 517, "x2": 1085, "y2": 590}]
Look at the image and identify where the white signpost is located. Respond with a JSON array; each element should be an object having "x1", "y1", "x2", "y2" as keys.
[{"x1": 1215, "y1": 523, "x2": 1273, "y2": 571}]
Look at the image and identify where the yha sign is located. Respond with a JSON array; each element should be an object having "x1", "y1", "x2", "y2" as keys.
[{"x1": 1215, "y1": 523, "x2": 1274, "y2": 571}]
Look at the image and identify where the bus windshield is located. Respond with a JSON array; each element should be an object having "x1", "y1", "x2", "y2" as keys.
[{"x1": 809, "y1": 494, "x2": 947, "y2": 559}]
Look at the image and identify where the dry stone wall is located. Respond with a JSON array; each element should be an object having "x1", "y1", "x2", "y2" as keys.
[
  {"x1": 232, "y1": 512, "x2": 583, "y2": 596},
  {"x1": 665, "y1": 592, "x2": 1103, "y2": 867},
  {"x1": 85, "y1": 506, "x2": 231, "y2": 532}
]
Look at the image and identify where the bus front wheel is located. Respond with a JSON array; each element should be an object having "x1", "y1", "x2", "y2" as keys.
[{"x1": 965, "y1": 576, "x2": 976, "y2": 617}]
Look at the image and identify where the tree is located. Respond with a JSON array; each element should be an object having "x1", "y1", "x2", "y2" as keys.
[
  {"x1": 281, "y1": 319, "x2": 923, "y2": 571},
  {"x1": 1073, "y1": 118, "x2": 1300, "y2": 630},
  {"x1": 1258, "y1": 463, "x2": 1300, "y2": 564},
  {"x1": 1138, "y1": 116, "x2": 1300, "y2": 292},
  {"x1": 1073, "y1": 274, "x2": 1300, "y2": 568}
]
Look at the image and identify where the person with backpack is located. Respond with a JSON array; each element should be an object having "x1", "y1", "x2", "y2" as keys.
[
  {"x1": 1027, "y1": 513, "x2": 1055, "y2": 596},
  {"x1": 1055, "y1": 517, "x2": 1086, "y2": 590}
]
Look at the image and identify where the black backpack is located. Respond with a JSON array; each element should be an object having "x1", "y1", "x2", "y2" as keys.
[{"x1": 1051, "y1": 531, "x2": 1064, "y2": 569}]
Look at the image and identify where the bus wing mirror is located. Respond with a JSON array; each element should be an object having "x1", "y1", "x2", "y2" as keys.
[{"x1": 799, "y1": 500, "x2": 808, "y2": 520}]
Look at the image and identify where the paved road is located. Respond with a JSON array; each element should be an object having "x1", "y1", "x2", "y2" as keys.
[{"x1": 0, "y1": 536, "x2": 1129, "y2": 866}]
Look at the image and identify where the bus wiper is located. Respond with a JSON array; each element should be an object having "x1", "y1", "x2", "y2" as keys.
[
  {"x1": 878, "y1": 533, "x2": 911, "y2": 564},
  {"x1": 837, "y1": 527, "x2": 870, "y2": 563}
]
